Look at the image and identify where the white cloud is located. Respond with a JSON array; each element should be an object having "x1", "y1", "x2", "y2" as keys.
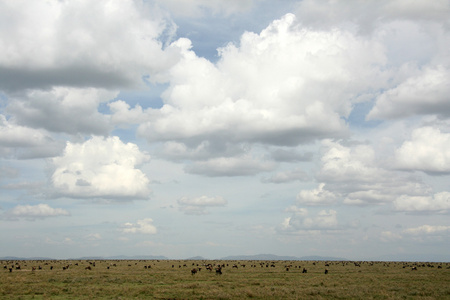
[
  {"x1": 184, "y1": 155, "x2": 275, "y2": 177},
  {"x1": 269, "y1": 148, "x2": 313, "y2": 162},
  {"x1": 178, "y1": 195, "x2": 227, "y2": 215},
  {"x1": 0, "y1": 0, "x2": 178, "y2": 92},
  {"x1": 137, "y1": 13, "x2": 387, "y2": 149},
  {"x1": 7, "y1": 87, "x2": 117, "y2": 135},
  {"x1": 262, "y1": 168, "x2": 309, "y2": 184},
  {"x1": 51, "y1": 136, "x2": 151, "y2": 199},
  {"x1": 403, "y1": 224, "x2": 450, "y2": 236},
  {"x1": 279, "y1": 209, "x2": 338, "y2": 233},
  {"x1": 395, "y1": 127, "x2": 450, "y2": 174},
  {"x1": 153, "y1": 0, "x2": 254, "y2": 17},
  {"x1": 368, "y1": 66, "x2": 450, "y2": 120},
  {"x1": 316, "y1": 140, "x2": 431, "y2": 206},
  {"x1": 122, "y1": 218, "x2": 157, "y2": 234},
  {"x1": 284, "y1": 205, "x2": 308, "y2": 216},
  {"x1": 343, "y1": 190, "x2": 394, "y2": 206},
  {"x1": 295, "y1": 0, "x2": 450, "y2": 32},
  {"x1": 318, "y1": 140, "x2": 384, "y2": 184},
  {"x1": 296, "y1": 183, "x2": 337, "y2": 205},
  {"x1": 108, "y1": 100, "x2": 149, "y2": 126},
  {"x1": 393, "y1": 192, "x2": 450, "y2": 213},
  {"x1": 157, "y1": 140, "x2": 245, "y2": 162},
  {"x1": 4, "y1": 204, "x2": 69, "y2": 220},
  {"x1": 0, "y1": 114, "x2": 64, "y2": 158}
]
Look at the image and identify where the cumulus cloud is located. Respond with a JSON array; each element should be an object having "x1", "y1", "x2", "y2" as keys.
[
  {"x1": 296, "y1": 183, "x2": 338, "y2": 205},
  {"x1": 108, "y1": 100, "x2": 150, "y2": 126},
  {"x1": 368, "y1": 67, "x2": 450, "y2": 120},
  {"x1": 279, "y1": 209, "x2": 338, "y2": 233},
  {"x1": 395, "y1": 127, "x2": 450, "y2": 174},
  {"x1": 0, "y1": 114, "x2": 64, "y2": 158},
  {"x1": 137, "y1": 13, "x2": 387, "y2": 150},
  {"x1": 153, "y1": 0, "x2": 254, "y2": 17},
  {"x1": 178, "y1": 195, "x2": 227, "y2": 215},
  {"x1": 284, "y1": 205, "x2": 308, "y2": 216},
  {"x1": 51, "y1": 136, "x2": 151, "y2": 199},
  {"x1": 7, "y1": 87, "x2": 117, "y2": 135},
  {"x1": 262, "y1": 168, "x2": 309, "y2": 184},
  {"x1": 157, "y1": 140, "x2": 246, "y2": 162},
  {"x1": 318, "y1": 140, "x2": 385, "y2": 184},
  {"x1": 314, "y1": 140, "x2": 431, "y2": 207},
  {"x1": 4, "y1": 204, "x2": 69, "y2": 220},
  {"x1": 295, "y1": 0, "x2": 450, "y2": 32},
  {"x1": 122, "y1": 218, "x2": 157, "y2": 234},
  {"x1": 269, "y1": 148, "x2": 313, "y2": 163},
  {"x1": 0, "y1": 0, "x2": 178, "y2": 92},
  {"x1": 393, "y1": 192, "x2": 450, "y2": 213},
  {"x1": 185, "y1": 155, "x2": 275, "y2": 177},
  {"x1": 403, "y1": 224, "x2": 450, "y2": 236}
]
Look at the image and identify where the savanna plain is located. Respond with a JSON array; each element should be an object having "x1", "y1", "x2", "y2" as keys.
[{"x1": 1, "y1": 259, "x2": 449, "y2": 299}]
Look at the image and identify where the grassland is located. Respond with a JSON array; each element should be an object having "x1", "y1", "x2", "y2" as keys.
[{"x1": 1, "y1": 259, "x2": 449, "y2": 299}]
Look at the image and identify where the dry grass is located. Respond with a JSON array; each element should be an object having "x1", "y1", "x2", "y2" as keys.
[{"x1": 1, "y1": 259, "x2": 449, "y2": 299}]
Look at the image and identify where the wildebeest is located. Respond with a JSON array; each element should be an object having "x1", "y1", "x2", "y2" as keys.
[
  {"x1": 302, "y1": 268, "x2": 307, "y2": 273},
  {"x1": 216, "y1": 266, "x2": 222, "y2": 275},
  {"x1": 191, "y1": 268, "x2": 197, "y2": 275},
  {"x1": 325, "y1": 269, "x2": 328, "y2": 274}
]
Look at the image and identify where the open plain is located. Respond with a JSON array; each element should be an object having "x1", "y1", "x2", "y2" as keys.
[{"x1": 1, "y1": 259, "x2": 449, "y2": 299}]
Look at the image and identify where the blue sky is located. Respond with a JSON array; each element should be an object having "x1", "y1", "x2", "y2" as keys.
[{"x1": 1, "y1": 0, "x2": 449, "y2": 261}]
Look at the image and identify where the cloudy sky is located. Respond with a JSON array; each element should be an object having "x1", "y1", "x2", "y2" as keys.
[{"x1": 1, "y1": 0, "x2": 449, "y2": 261}]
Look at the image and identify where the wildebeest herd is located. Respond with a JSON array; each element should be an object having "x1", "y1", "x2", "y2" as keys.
[
  {"x1": 3, "y1": 259, "x2": 449, "y2": 275},
  {"x1": 2, "y1": 259, "x2": 449, "y2": 299}
]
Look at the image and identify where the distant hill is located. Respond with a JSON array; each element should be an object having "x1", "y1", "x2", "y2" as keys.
[
  {"x1": 299, "y1": 255, "x2": 348, "y2": 261},
  {"x1": 0, "y1": 256, "x2": 54, "y2": 260},
  {"x1": 219, "y1": 254, "x2": 347, "y2": 261},
  {"x1": 185, "y1": 256, "x2": 207, "y2": 260},
  {"x1": 2, "y1": 253, "x2": 447, "y2": 262},
  {"x1": 369, "y1": 253, "x2": 450, "y2": 262},
  {"x1": 79, "y1": 255, "x2": 170, "y2": 260}
]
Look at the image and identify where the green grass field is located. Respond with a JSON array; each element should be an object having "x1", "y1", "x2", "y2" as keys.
[{"x1": 1, "y1": 259, "x2": 449, "y2": 299}]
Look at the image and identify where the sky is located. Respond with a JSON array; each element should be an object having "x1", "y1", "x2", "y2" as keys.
[{"x1": 0, "y1": 0, "x2": 449, "y2": 261}]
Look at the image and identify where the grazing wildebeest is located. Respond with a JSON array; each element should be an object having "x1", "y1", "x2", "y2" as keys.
[
  {"x1": 85, "y1": 266, "x2": 92, "y2": 270},
  {"x1": 325, "y1": 269, "x2": 328, "y2": 274},
  {"x1": 302, "y1": 268, "x2": 307, "y2": 273},
  {"x1": 412, "y1": 266, "x2": 417, "y2": 271},
  {"x1": 216, "y1": 266, "x2": 222, "y2": 275},
  {"x1": 191, "y1": 268, "x2": 197, "y2": 275}
]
